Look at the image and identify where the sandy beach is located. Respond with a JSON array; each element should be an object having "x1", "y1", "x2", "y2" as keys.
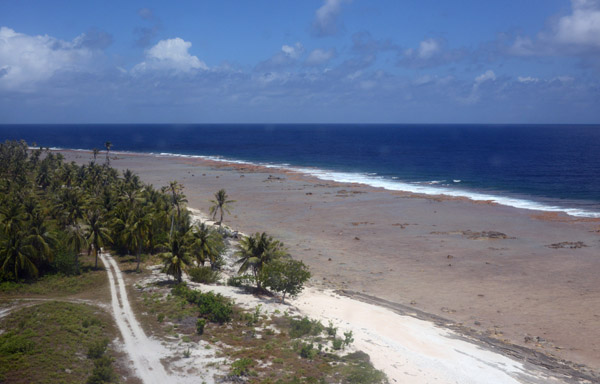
[{"x1": 59, "y1": 149, "x2": 600, "y2": 381}]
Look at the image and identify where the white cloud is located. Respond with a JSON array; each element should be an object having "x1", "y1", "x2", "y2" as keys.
[
  {"x1": 306, "y1": 48, "x2": 335, "y2": 65},
  {"x1": 475, "y1": 70, "x2": 496, "y2": 84},
  {"x1": 510, "y1": 0, "x2": 600, "y2": 56},
  {"x1": 417, "y1": 38, "x2": 440, "y2": 59},
  {"x1": 0, "y1": 26, "x2": 95, "y2": 90},
  {"x1": 281, "y1": 42, "x2": 304, "y2": 59},
  {"x1": 555, "y1": 0, "x2": 600, "y2": 47},
  {"x1": 461, "y1": 70, "x2": 496, "y2": 104},
  {"x1": 133, "y1": 38, "x2": 207, "y2": 73},
  {"x1": 518, "y1": 76, "x2": 539, "y2": 83},
  {"x1": 312, "y1": 0, "x2": 349, "y2": 37}
]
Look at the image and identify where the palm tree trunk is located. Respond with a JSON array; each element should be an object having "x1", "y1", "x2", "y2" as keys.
[
  {"x1": 94, "y1": 247, "x2": 99, "y2": 269},
  {"x1": 136, "y1": 245, "x2": 141, "y2": 272}
]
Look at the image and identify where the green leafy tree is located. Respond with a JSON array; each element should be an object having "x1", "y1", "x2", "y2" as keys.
[
  {"x1": 235, "y1": 232, "x2": 287, "y2": 290},
  {"x1": 84, "y1": 209, "x2": 112, "y2": 269},
  {"x1": 209, "y1": 189, "x2": 234, "y2": 226},
  {"x1": 261, "y1": 258, "x2": 311, "y2": 303},
  {"x1": 189, "y1": 222, "x2": 223, "y2": 267},
  {"x1": 159, "y1": 231, "x2": 192, "y2": 282}
]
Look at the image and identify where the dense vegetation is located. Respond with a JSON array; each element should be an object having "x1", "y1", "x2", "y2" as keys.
[{"x1": 0, "y1": 140, "x2": 215, "y2": 283}]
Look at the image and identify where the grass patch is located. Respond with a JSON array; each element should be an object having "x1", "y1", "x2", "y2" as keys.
[
  {"x1": 0, "y1": 301, "x2": 118, "y2": 384},
  {"x1": 0, "y1": 258, "x2": 106, "y2": 298}
]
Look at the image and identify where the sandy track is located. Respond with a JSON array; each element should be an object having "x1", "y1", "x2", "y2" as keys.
[{"x1": 100, "y1": 252, "x2": 171, "y2": 384}]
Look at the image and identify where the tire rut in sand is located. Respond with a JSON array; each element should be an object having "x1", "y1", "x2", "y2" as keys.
[{"x1": 100, "y1": 253, "x2": 171, "y2": 384}]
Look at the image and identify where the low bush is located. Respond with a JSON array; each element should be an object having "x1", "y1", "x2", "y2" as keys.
[
  {"x1": 196, "y1": 318, "x2": 206, "y2": 335},
  {"x1": 332, "y1": 338, "x2": 343, "y2": 351},
  {"x1": 289, "y1": 317, "x2": 323, "y2": 338},
  {"x1": 171, "y1": 283, "x2": 232, "y2": 323},
  {"x1": 87, "y1": 355, "x2": 117, "y2": 384},
  {"x1": 230, "y1": 358, "x2": 254, "y2": 376},
  {"x1": 188, "y1": 266, "x2": 220, "y2": 284},
  {"x1": 299, "y1": 342, "x2": 317, "y2": 359},
  {"x1": 87, "y1": 338, "x2": 109, "y2": 359},
  {"x1": 226, "y1": 275, "x2": 255, "y2": 287}
]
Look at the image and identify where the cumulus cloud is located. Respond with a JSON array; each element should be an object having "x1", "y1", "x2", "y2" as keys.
[
  {"x1": 399, "y1": 38, "x2": 465, "y2": 68},
  {"x1": 416, "y1": 38, "x2": 440, "y2": 59},
  {"x1": 281, "y1": 43, "x2": 304, "y2": 59},
  {"x1": 305, "y1": 48, "x2": 336, "y2": 66},
  {"x1": 475, "y1": 70, "x2": 496, "y2": 84},
  {"x1": 256, "y1": 42, "x2": 305, "y2": 71},
  {"x1": 0, "y1": 26, "x2": 100, "y2": 90},
  {"x1": 133, "y1": 38, "x2": 208, "y2": 73},
  {"x1": 312, "y1": 0, "x2": 349, "y2": 37},
  {"x1": 555, "y1": 0, "x2": 600, "y2": 47},
  {"x1": 510, "y1": 0, "x2": 600, "y2": 56},
  {"x1": 461, "y1": 70, "x2": 496, "y2": 104}
]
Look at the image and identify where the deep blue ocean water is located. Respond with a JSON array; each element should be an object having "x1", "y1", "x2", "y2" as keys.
[{"x1": 1, "y1": 124, "x2": 599, "y2": 217}]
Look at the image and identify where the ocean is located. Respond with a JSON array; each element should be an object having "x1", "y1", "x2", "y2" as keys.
[{"x1": 1, "y1": 124, "x2": 599, "y2": 218}]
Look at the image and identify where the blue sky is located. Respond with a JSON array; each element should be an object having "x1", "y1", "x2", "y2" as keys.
[{"x1": 1, "y1": 0, "x2": 599, "y2": 123}]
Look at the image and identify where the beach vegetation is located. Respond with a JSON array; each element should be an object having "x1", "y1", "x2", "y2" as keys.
[
  {"x1": 188, "y1": 265, "x2": 221, "y2": 284},
  {"x1": 0, "y1": 140, "x2": 178, "y2": 283},
  {"x1": 209, "y1": 188, "x2": 235, "y2": 226},
  {"x1": 235, "y1": 232, "x2": 288, "y2": 290},
  {"x1": 159, "y1": 231, "x2": 193, "y2": 283},
  {"x1": 0, "y1": 301, "x2": 119, "y2": 384},
  {"x1": 189, "y1": 222, "x2": 224, "y2": 267},
  {"x1": 260, "y1": 258, "x2": 311, "y2": 303}
]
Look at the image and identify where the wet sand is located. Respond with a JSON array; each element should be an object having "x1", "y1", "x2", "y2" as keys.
[{"x1": 61, "y1": 150, "x2": 600, "y2": 377}]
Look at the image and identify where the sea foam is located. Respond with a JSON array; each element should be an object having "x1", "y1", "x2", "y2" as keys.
[{"x1": 147, "y1": 150, "x2": 600, "y2": 218}]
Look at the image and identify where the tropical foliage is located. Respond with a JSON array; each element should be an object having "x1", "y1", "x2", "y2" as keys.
[
  {"x1": 209, "y1": 188, "x2": 234, "y2": 226},
  {"x1": 0, "y1": 140, "x2": 191, "y2": 282},
  {"x1": 235, "y1": 232, "x2": 288, "y2": 290}
]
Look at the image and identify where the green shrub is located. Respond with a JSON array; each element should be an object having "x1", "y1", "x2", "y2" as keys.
[
  {"x1": 0, "y1": 332, "x2": 35, "y2": 354},
  {"x1": 51, "y1": 247, "x2": 79, "y2": 275},
  {"x1": 343, "y1": 330, "x2": 354, "y2": 347},
  {"x1": 299, "y1": 342, "x2": 317, "y2": 359},
  {"x1": 188, "y1": 266, "x2": 220, "y2": 284},
  {"x1": 87, "y1": 338, "x2": 109, "y2": 359},
  {"x1": 197, "y1": 292, "x2": 232, "y2": 323},
  {"x1": 332, "y1": 338, "x2": 343, "y2": 351},
  {"x1": 231, "y1": 358, "x2": 254, "y2": 376},
  {"x1": 87, "y1": 355, "x2": 117, "y2": 384},
  {"x1": 196, "y1": 319, "x2": 206, "y2": 335},
  {"x1": 326, "y1": 320, "x2": 337, "y2": 337},
  {"x1": 171, "y1": 283, "x2": 232, "y2": 323},
  {"x1": 227, "y1": 275, "x2": 255, "y2": 287},
  {"x1": 289, "y1": 317, "x2": 322, "y2": 338}
]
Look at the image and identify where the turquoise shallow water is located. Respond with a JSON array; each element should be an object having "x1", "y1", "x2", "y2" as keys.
[{"x1": 2, "y1": 123, "x2": 599, "y2": 217}]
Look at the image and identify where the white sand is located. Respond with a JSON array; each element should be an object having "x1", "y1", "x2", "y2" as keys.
[
  {"x1": 187, "y1": 209, "x2": 568, "y2": 384},
  {"x1": 101, "y1": 252, "x2": 227, "y2": 384}
]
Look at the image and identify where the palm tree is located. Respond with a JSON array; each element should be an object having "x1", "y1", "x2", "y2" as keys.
[
  {"x1": 104, "y1": 141, "x2": 112, "y2": 165},
  {"x1": 159, "y1": 231, "x2": 192, "y2": 283},
  {"x1": 0, "y1": 233, "x2": 38, "y2": 279},
  {"x1": 113, "y1": 206, "x2": 150, "y2": 272},
  {"x1": 84, "y1": 209, "x2": 112, "y2": 269},
  {"x1": 189, "y1": 222, "x2": 223, "y2": 267},
  {"x1": 209, "y1": 189, "x2": 235, "y2": 226},
  {"x1": 65, "y1": 225, "x2": 87, "y2": 274},
  {"x1": 235, "y1": 232, "x2": 287, "y2": 290},
  {"x1": 27, "y1": 212, "x2": 57, "y2": 265}
]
